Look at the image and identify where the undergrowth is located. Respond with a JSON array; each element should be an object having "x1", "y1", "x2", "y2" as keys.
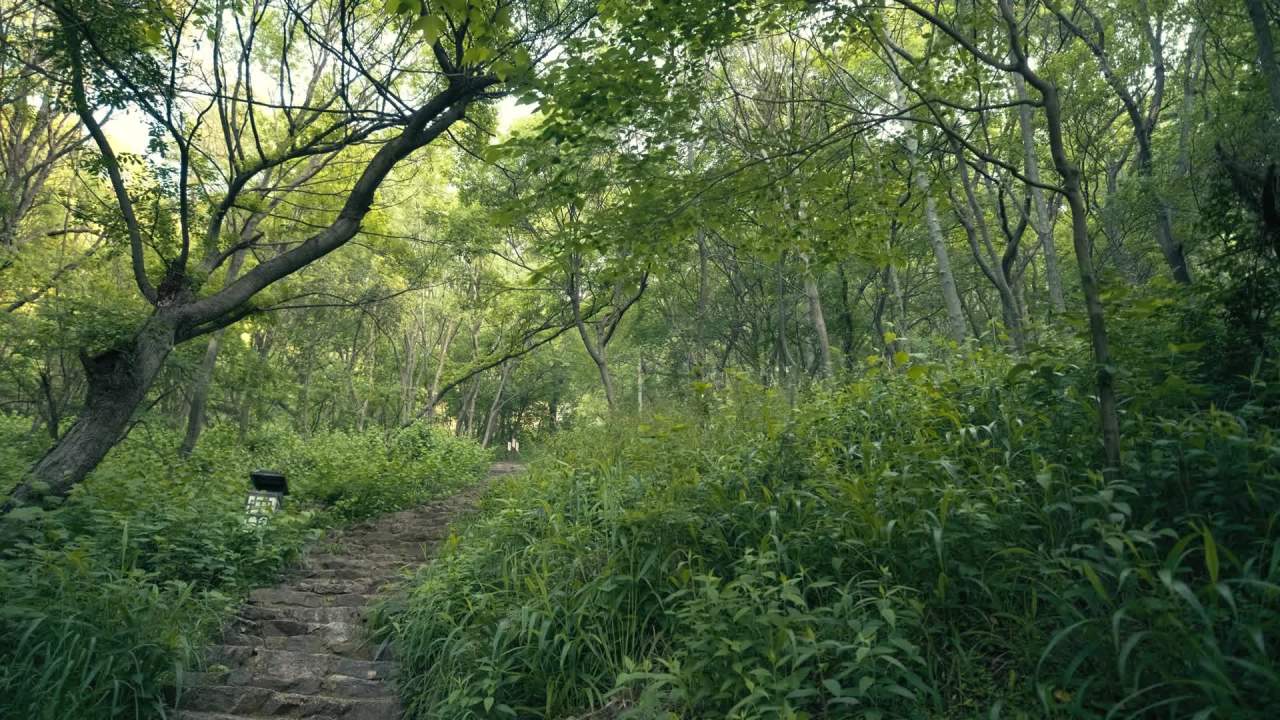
[
  {"x1": 377, "y1": 344, "x2": 1280, "y2": 719},
  {"x1": 0, "y1": 420, "x2": 489, "y2": 720}
]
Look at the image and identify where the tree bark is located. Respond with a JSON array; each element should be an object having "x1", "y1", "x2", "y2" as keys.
[
  {"x1": 1006, "y1": 6, "x2": 1122, "y2": 470},
  {"x1": 455, "y1": 378, "x2": 481, "y2": 437},
  {"x1": 481, "y1": 361, "x2": 512, "y2": 448},
  {"x1": 800, "y1": 253, "x2": 834, "y2": 377},
  {"x1": 892, "y1": 73, "x2": 967, "y2": 344},
  {"x1": 952, "y1": 151, "x2": 1026, "y2": 353},
  {"x1": 921, "y1": 189, "x2": 966, "y2": 343},
  {"x1": 38, "y1": 368, "x2": 60, "y2": 441},
  {"x1": 179, "y1": 249, "x2": 246, "y2": 456},
  {"x1": 837, "y1": 264, "x2": 858, "y2": 370},
  {"x1": 773, "y1": 253, "x2": 794, "y2": 380},
  {"x1": 1013, "y1": 71, "x2": 1066, "y2": 313},
  {"x1": 1245, "y1": 0, "x2": 1280, "y2": 116},
  {"x1": 424, "y1": 319, "x2": 459, "y2": 421},
  {"x1": 5, "y1": 315, "x2": 178, "y2": 508},
  {"x1": 1045, "y1": 0, "x2": 1190, "y2": 284}
]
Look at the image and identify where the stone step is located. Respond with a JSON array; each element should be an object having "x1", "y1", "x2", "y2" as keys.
[
  {"x1": 249, "y1": 588, "x2": 373, "y2": 608},
  {"x1": 177, "y1": 707, "x2": 340, "y2": 712},
  {"x1": 201, "y1": 647, "x2": 393, "y2": 682},
  {"x1": 227, "y1": 616, "x2": 362, "y2": 641},
  {"x1": 182, "y1": 668, "x2": 391, "y2": 699},
  {"x1": 284, "y1": 578, "x2": 383, "y2": 596},
  {"x1": 305, "y1": 554, "x2": 404, "y2": 570},
  {"x1": 241, "y1": 604, "x2": 364, "y2": 625},
  {"x1": 222, "y1": 630, "x2": 388, "y2": 660},
  {"x1": 337, "y1": 542, "x2": 434, "y2": 558},
  {"x1": 179, "y1": 686, "x2": 398, "y2": 720},
  {"x1": 345, "y1": 530, "x2": 447, "y2": 543},
  {"x1": 299, "y1": 566, "x2": 405, "y2": 582}
]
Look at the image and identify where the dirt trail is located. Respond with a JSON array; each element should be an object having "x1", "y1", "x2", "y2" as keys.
[{"x1": 176, "y1": 462, "x2": 522, "y2": 720}]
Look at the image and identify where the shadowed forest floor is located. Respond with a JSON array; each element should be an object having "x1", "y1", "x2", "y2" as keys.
[{"x1": 175, "y1": 462, "x2": 523, "y2": 720}]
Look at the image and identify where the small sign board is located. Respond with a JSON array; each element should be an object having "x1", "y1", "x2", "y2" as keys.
[{"x1": 245, "y1": 470, "x2": 288, "y2": 526}]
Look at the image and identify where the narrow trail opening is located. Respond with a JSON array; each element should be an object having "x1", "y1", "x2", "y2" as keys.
[{"x1": 176, "y1": 462, "x2": 523, "y2": 720}]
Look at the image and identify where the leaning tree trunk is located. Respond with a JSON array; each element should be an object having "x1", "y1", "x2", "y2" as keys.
[{"x1": 6, "y1": 315, "x2": 177, "y2": 508}]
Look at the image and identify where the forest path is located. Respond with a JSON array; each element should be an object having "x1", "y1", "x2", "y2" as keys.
[{"x1": 176, "y1": 461, "x2": 523, "y2": 720}]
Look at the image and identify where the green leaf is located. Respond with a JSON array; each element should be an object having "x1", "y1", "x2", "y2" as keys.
[
  {"x1": 1080, "y1": 562, "x2": 1111, "y2": 606},
  {"x1": 492, "y1": 60, "x2": 515, "y2": 82},
  {"x1": 1202, "y1": 526, "x2": 1219, "y2": 584},
  {"x1": 413, "y1": 14, "x2": 446, "y2": 45},
  {"x1": 441, "y1": 0, "x2": 466, "y2": 21},
  {"x1": 462, "y1": 45, "x2": 494, "y2": 65},
  {"x1": 482, "y1": 145, "x2": 507, "y2": 162}
]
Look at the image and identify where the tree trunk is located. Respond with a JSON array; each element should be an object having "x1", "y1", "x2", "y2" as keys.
[
  {"x1": 1034, "y1": 72, "x2": 1123, "y2": 471},
  {"x1": 1177, "y1": 24, "x2": 1204, "y2": 178},
  {"x1": 800, "y1": 253, "x2": 833, "y2": 377},
  {"x1": 695, "y1": 232, "x2": 709, "y2": 374},
  {"x1": 1135, "y1": 135, "x2": 1192, "y2": 284},
  {"x1": 921, "y1": 191, "x2": 966, "y2": 343},
  {"x1": 6, "y1": 315, "x2": 177, "y2": 508},
  {"x1": 773, "y1": 253, "x2": 795, "y2": 380},
  {"x1": 1245, "y1": 0, "x2": 1280, "y2": 116},
  {"x1": 885, "y1": 263, "x2": 908, "y2": 351},
  {"x1": 894, "y1": 74, "x2": 967, "y2": 344},
  {"x1": 424, "y1": 319, "x2": 459, "y2": 421},
  {"x1": 36, "y1": 375, "x2": 58, "y2": 441},
  {"x1": 481, "y1": 361, "x2": 512, "y2": 448},
  {"x1": 637, "y1": 357, "x2": 645, "y2": 411},
  {"x1": 179, "y1": 331, "x2": 224, "y2": 456},
  {"x1": 583, "y1": 336, "x2": 616, "y2": 408},
  {"x1": 1013, "y1": 71, "x2": 1066, "y2": 313},
  {"x1": 180, "y1": 249, "x2": 246, "y2": 455},
  {"x1": 837, "y1": 264, "x2": 858, "y2": 370},
  {"x1": 398, "y1": 326, "x2": 420, "y2": 424},
  {"x1": 953, "y1": 152, "x2": 1026, "y2": 353},
  {"x1": 568, "y1": 254, "x2": 618, "y2": 409}
]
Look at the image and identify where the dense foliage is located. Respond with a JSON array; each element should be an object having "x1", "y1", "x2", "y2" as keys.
[
  {"x1": 0, "y1": 421, "x2": 488, "y2": 719},
  {"x1": 377, "y1": 305, "x2": 1280, "y2": 719}
]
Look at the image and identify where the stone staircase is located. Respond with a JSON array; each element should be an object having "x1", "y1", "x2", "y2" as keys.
[{"x1": 176, "y1": 462, "x2": 522, "y2": 720}]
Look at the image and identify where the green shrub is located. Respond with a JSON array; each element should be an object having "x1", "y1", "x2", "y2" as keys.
[
  {"x1": 0, "y1": 413, "x2": 50, "y2": 495},
  {"x1": 279, "y1": 421, "x2": 491, "y2": 521},
  {"x1": 1, "y1": 419, "x2": 489, "y2": 720},
  {"x1": 0, "y1": 468, "x2": 315, "y2": 720}
]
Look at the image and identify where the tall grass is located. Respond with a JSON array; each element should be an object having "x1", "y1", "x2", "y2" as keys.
[{"x1": 378, "y1": 348, "x2": 1280, "y2": 719}]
